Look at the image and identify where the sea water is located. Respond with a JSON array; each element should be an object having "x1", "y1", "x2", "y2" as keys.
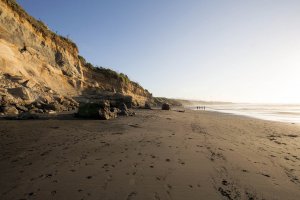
[{"x1": 192, "y1": 103, "x2": 300, "y2": 124}]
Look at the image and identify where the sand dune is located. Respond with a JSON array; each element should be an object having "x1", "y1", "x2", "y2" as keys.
[{"x1": 0, "y1": 109, "x2": 300, "y2": 200}]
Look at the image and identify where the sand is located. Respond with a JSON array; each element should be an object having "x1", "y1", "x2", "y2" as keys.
[{"x1": 0, "y1": 109, "x2": 300, "y2": 200}]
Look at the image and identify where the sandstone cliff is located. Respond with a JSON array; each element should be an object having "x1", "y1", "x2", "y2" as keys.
[{"x1": 0, "y1": 0, "x2": 151, "y2": 114}]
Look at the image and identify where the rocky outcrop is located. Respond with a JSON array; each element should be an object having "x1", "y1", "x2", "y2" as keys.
[
  {"x1": 76, "y1": 100, "x2": 135, "y2": 120},
  {"x1": 76, "y1": 101, "x2": 115, "y2": 119},
  {"x1": 0, "y1": 0, "x2": 152, "y2": 115}
]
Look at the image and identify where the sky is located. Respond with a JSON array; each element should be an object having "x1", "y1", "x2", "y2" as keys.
[{"x1": 17, "y1": 0, "x2": 300, "y2": 104}]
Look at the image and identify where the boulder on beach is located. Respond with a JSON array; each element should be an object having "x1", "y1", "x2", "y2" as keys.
[
  {"x1": 162, "y1": 103, "x2": 170, "y2": 110},
  {"x1": 76, "y1": 100, "x2": 119, "y2": 120},
  {"x1": 144, "y1": 102, "x2": 152, "y2": 109},
  {"x1": 76, "y1": 100, "x2": 110, "y2": 119}
]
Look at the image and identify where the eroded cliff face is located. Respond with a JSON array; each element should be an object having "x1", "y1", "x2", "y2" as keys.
[{"x1": 0, "y1": 0, "x2": 151, "y2": 114}]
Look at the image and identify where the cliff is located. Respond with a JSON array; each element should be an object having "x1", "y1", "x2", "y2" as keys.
[{"x1": 0, "y1": 0, "x2": 151, "y2": 114}]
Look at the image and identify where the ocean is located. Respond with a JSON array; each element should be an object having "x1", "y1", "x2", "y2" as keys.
[{"x1": 191, "y1": 103, "x2": 300, "y2": 124}]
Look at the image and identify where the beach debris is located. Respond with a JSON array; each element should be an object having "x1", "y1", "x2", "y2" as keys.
[{"x1": 161, "y1": 103, "x2": 170, "y2": 110}]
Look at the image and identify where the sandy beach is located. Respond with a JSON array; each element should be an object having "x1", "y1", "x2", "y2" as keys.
[{"x1": 0, "y1": 109, "x2": 300, "y2": 200}]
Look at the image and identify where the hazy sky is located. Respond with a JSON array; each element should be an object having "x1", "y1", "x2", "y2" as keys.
[{"x1": 17, "y1": 0, "x2": 300, "y2": 104}]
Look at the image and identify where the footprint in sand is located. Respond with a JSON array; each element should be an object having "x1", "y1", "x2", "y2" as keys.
[
  {"x1": 126, "y1": 192, "x2": 137, "y2": 200},
  {"x1": 222, "y1": 180, "x2": 229, "y2": 186},
  {"x1": 154, "y1": 192, "x2": 161, "y2": 200},
  {"x1": 129, "y1": 124, "x2": 141, "y2": 128},
  {"x1": 178, "y1": 159, "x2": 185, "y2": 165},
  {"x1": 259, "y1": 173, "x2": 270, "y2": 178}
]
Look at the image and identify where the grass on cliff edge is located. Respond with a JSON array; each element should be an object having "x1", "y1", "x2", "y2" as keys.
[{"x1": 4, "y1": 0, "x2": 78, "y2": 50}]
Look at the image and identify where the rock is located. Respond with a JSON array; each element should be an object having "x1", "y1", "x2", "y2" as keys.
[
  {"x1": 38, "y1": 96, "x2": 52, "y2": 104},
  {"x1": 76, "y1": 100, "x2": 115, "y2": 119},
  {"x1": 49, "y1": 102, "x2": 65, "y2": 111},
  {"x1": 7, "y1": 87, "x2": 32, "y2": 101},
  {"x1": 109, "y1": 94, "x2": 133, "y2": 109},
  {"x1": 118, "y1": 103, "x2": 129, "y2": 116},
  {"x1": 37, "y1": 109, "x2": 44, "y2": 113},
  {"x1": 118, "y1": 103, "x2": 135, "y2": 116},
  {"x1": 1, "y1": 106, "x2": 19, "y2": 115},
  {"x1": 99, "y1": 107, "x2": 117, "y2": 120},
  {"x1": 54, "y1": 95, "x2": 64, "y2": 104},
  {"x1": 29, "y1": 108, "x2": 39, "y2": 114},
  {"x1": 110, "y1": 107, "x2": 120, "y2": 113},
  {"x1": 41, "y1": 102, "x2": 65, "y2": 112},
  {"x1": 162, "y1": 103, "x2": 171, "y2": 110},
  {"x1": 6, "y1": 74, "x2": 24, "y2": 83},
  {"x1": 0, "y1": 88, "x2": 7, "y2": 95},
  {"x1": 48, "y1": 110, "x2": 56, "y2": 114},
  {"x1": 18, "y1": 112, "x2": 39, "y2": 120},
  {"x1": 144, "y1": 102, "x2": 152, "y2": 109},
  {"x1": 0, "y1": 95, "x2": 15, "y2": 105},
  {"x1": 15, "y1": 104, "x2": 28, "y2": 112},
  {"x1": 32, "y1": 102, "x2": 42, "y2": 109},
  {"x1": 119, "y1": 103, "x2": 128, "y2": 111},
  {"x1": 22, "y1": 80, "x2": 36, "y2": 88}
]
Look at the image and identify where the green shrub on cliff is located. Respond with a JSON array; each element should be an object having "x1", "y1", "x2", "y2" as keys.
[{"x1": 79, "y1": 56, "x2": 132, "y2": 84}]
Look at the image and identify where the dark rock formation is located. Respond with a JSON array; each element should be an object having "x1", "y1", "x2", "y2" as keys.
[
  {"x1": 162, "y1": 103, "x2": 171, "y2": 110},
  {"x1": 118, "y1": 103, "x2": 135, "y2": 116},
  {"x1": 144, "y1": 102, "x2": 152, "y2": 109},
  {"x1": 76, "y1": 100, "x2": 119, "y2": 120}
]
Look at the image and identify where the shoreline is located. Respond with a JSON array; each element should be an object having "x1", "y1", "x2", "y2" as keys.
[
  {"x1": 1, "y1": 109, "x2": 300, "y2": 199},
  {"x1": 200, "y1": 109, "x2": 300, "y2": 126},
  {"x1": 188, "y1": 106, "x2": 300, "y2": 125}
]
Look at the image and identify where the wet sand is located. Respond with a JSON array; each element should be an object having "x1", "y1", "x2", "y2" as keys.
[{"x1": 0, "y1": 109, "x2": 300, "y2": 200}]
